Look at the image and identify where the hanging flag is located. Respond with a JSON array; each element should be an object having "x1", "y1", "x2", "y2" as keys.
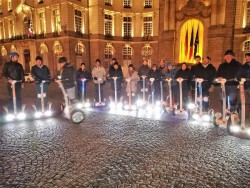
[
  {"x1": 185, "y1": 29, "x2": 188, "y2": 58},
  {"x1": 189, "y1": 27, "x2": 194, "y2": 60},
  {"x1": 194, "y1": 25, "x2": 199, "y2": 57}
]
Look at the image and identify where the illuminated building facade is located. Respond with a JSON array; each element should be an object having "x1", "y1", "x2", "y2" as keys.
[{"x1": 0, "y1": 0, "x2": 248, "y2": 77}]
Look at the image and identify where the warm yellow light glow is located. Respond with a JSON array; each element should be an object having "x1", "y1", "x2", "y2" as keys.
[{"x1": 179, "y1": 19, "x2": 204, "y2": 64}]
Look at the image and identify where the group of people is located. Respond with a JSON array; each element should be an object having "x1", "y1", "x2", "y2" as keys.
[{"x1": 2, "y1": 49, "x2": 250, "y2": 114}]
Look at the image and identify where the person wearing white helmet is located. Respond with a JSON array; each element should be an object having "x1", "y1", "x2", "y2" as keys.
[{"x1": 3, "y1": 52, "x2": 25, "y2": 112}]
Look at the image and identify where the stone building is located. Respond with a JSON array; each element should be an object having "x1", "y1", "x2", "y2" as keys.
[{"x1": 0, "y1": 0, "x2": 248, "y2": 77}]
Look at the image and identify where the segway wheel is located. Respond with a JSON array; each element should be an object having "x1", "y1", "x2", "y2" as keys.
[
  {"x1": 213, "y1": 116, "x2": 219, "y2": 127},
  {"x1": 71, "y1": 110, "x2": 85, "y2": 124},
  {"x1": 227, "y1": 116, "x2": 233, "y2": 135}
]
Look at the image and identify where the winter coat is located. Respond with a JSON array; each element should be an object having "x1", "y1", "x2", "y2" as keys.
[
  {"x1": 138, "y1": 65, "x2": 150, "y2": 78},
  {"x1": 31, "y1": 65, "x2": 51, "y2": 83},
  {"x1": 109, "y1": 67, "x2": 124, "y2": 91},
  {"x1": 165, "y1": 68, "x2": 178, "y2": 86},
  {"x1": 92, "y1": 66, "x2": 106, "y2": 84},
  {"x1": 60, "y1": 63, "x2": 75, "y2": 89},
  {"x1": 75, "y1": 68, "x2": 92, "y2": 91},
  {"x1": 126, "y1": 71, "x2": 140, "y2": 94},
  {"x1": 236, "y1": 62, "x2": 250, "y2": 89},
  {"x1": 148, "y1": 69, "x2": 162, "y2": 91},
  {"x1": 3, "y1": 60, "x2": 25, "y2": 82},
  {"x1": 175, "y1": 68, "x2": 191, "y2": 91},
  {"x1": 191, "y1": 63, "x2": 216, "y2": 93},
  {"x1": 217, "y1": 59, "x2": 241, "y2": 86}
]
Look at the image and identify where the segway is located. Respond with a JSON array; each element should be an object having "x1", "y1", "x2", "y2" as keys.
[
  {"x1": 123, "y1": 78, "x2": 137, "y2": 111},
  {"x1": 3, "y1": 80, "x2": 26, "y2": 122},
  {"x1": 189, "y1": 78, "x2": 214, "y2": 122},
  {"x1": 32, "y1": 80, "x2": 53, "y2": 118},
  {"x1": 136, "y1": 75, "x2": 148, "y2": 107},
  {"x1": 56, "y1": 80, "x2": 85, "y2": 124},
  {"x1": 146, "y1": 78, "x2": 162, "y2": 113},
  {"x1": 165, "y1": 78, "x2": 173, "y2": 111},
  {"x1": 109, "y1": 77, "x2": 123, "y2": 110},
  {"x1": 93, "y1": 78, "x2": 106, "y2": 107},
  {"x1": 174, "y1": 78, "x2": 188, "y2": 118},
  {"x1": 227, "y1": 78, "x2": 250, "y2": 136},
  {"x1": 213, "y1": 78, "x2": 237, "y2": 128},
  {"x1": 76, "y1": 78, "x2": 91, "y2": 109}
]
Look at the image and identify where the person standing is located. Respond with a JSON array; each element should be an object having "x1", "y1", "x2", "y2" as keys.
[
  {"x1": 138, "y1": 59, "x2": 151, "y2": 98},
  {"x1": 126, "y1": 64, "x2": 140, "y2": 102},
  {"x1": 58, "y1": 57, "x2": 76, "y2": 103},
  {"x1": 92, "y1": 59, "x2": 106, "y2": 102},
  {"x1": 31, "y1": 56, "x2": 51, "y2": 110},
  {"x1": 175, "y1": 62, "x2": 192, "y2": 109},
  {"x1": 148, "y1": 64, "x2": 162, "y2": 101},
  {"x1": 165, "y1": 62, "x2": 178, "y2": 105},
  {"x1": 75, "y1": 63, "x2": 92, "y2": 100},
  {"x1": 109, "y1": 62, "x2": 124, "y2": 101},
  {"x1": 217, "y1": 50, "x2": 241, "y2": 112},
  {"x1": 3, "y1": 52, "x2": 25, "y2": 113},
  {"x1": 236, "y1": 52, "x2": 250, "y2": 112},
  {"x1": 192, "y1": 56, "x2": 216, "y2": 111}
]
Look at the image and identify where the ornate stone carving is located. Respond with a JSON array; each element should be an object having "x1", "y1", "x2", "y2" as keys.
[{"x1": 176, "y1": 0, "x2": 211, "y2": 21}]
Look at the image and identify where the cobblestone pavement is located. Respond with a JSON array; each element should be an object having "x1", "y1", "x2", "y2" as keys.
[{"x1": 0, "y1": 111, "x2": 250, "y2": 188}]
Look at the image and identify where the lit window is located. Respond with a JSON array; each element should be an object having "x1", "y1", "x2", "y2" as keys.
[
  {"x1": 143, "y1": 17, "x2": 153, "y2": 36},
  {"x1": 144, "y1": 0, "x2": 152, "y2": 8},
  {"x1": 104, "y1": 43, "x2": 114, "y2": 60},
  {"x1": 0, "y1": 0, "x2": 2, "y2": 14},
  {"x1": 142, "y1": 45, "x2": 153, "y2": 67},
  {"x1": 8, "y1": 0, "x2": 12, "y2": 11},
  {"x1": 0, "y1": 21, "x2": 4, "y2": 39},
  {"x1": 23, "y1": 17, "x2": 33, "y2": 37},
  {"x1": 124, "y1": 0, "x2": 131, "y2": 8},
  {"x1": 123, "y1": 17, "x2": 132, "y2": 39},
  {"x1": 75, "y1": 42, "x2": 84, "y2": 56},
  {"x1": 105, "y1": 0, "x2": 112, "y2": 6},
  {"x1": 244, "y1": 40, "x2": 250, "y2": 52},
  {"x1": 247, "y1": 2, "x2": 250, "y2": 26},
  {"x1": 53, "y1": 41, "x2": 63, "y2": 55},
  {"x1": 40, "y1": 42, "x2": 48, "y2": 54},
  {"x1": 1, "y1": 46, "x2": 7, "y2": 56},
  {"x1": 9, "y1": 19, "x2": 15, "y2": 38},
  {"x1": 123, "y1": 45, "x2": 132, "y2": 60},
  {"x1": 39, "y1": 12, "x2": 46, "y2": 34},
  {"x1": 104, "y1": 14, "x2": 112, "y2": 36},
  {"x1": 53, "y1": 8, "x2": 61, "y2": 33},
  {"x1": 10, "y1": 44, "x2": 16, "y2": 52},
  {"x1": 75, "y1": 10, "x2": 82, "y2": 33}
]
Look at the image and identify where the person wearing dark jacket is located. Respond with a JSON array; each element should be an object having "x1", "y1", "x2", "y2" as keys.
[
  {"x1": 3, "y1": 52, "x2": 25, "y2": 112},
  {"x1": 109, "y1": 62, "x2": 124, "y2": 101},
  {"x1": 190, "y1": 55, "x2": 202, "y2": 100},
  {"x1": 236, "y1": 52, "x2": 250, "y2": 109},
  {"x1": 217, "y1": 50, "x2": 241, "y2": 112},
  {"x1": 191, "y1": 56, "x2": 216, "y2": 111},
  {"x1": 31, "y1": 56, "x2": 51, "y2": 110},
  {"x1": 138, "y1": 60, "x2": 151, "y2": 99},
  {"x1": 148, "y1": 64, "x2": 161, "y2": 102},
  {"x1": 175, "y1": 62, "x2": 191, "y2": 109},
  {"x1": 58, "y1": 57, "x2": 76, "y2": 102},
  {"x1": 76, "y1": 63, "x2": 92, "y2": 100}
]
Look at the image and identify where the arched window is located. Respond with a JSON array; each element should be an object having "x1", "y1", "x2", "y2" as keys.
[
  {"x1": 104, "y1": 43, "x2": 115, "y2": 60},
  {"x1": 179, "y1": 19, "x2": 204, "y2": 63},
  {"x1": 123, "y1": 44, "x2": 132, "y2": 66},
  {"x1": 10, "y1": 44, "x2": 16, "y2": 52},
  {"x1": 142, "y1": 44, "x2": 152, "y2": 67},
  {"x1": 53, "y1": 41, "x2": 63, "y2": 55},
  {"x1": 40, "y1": 42, "x2": 48, "y2": 54},
  {"x1": 243, "y1": 40, "x2": 250, "y2": 52},
  {"x1": 1, "y1": 46, "x2": 7, "y2": 56},
  {"x1": 75, "y1": 41, "x2": 84, "y2": 56}
]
